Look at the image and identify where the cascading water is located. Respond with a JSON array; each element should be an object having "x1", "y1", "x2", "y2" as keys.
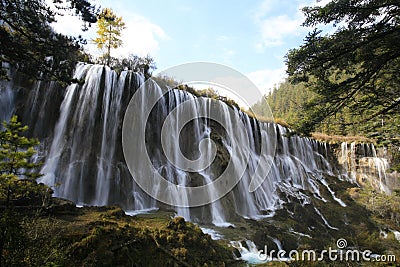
[
  {"x1": 230, "y1": 239, "x2": 290, "y2": 264},
  {"x1": 0, "y1": 83, "x2": 14, "y2": 126},
  {"x1": 369, "y1": 145, "x2": 391, "y2": 194},
  {"x1": 339, "y1": 142, "x2": 358, "y2": 182},
  {"x1": 40, "y1": 64, "x2": 149, "y2": 208},
  {"x1": 338, "y1": 142, "x2": 392, "y2": 193},
  {"x1": 0, "y1": 63, "x2": 15, "y2": 125},
  {"x1": 314, "y1": 207, "x2": 339, "y2": 230},
  {"x1": 230, "y1": 240, "x2": 268, "y2": 264},
  {"x1": 3, "y1": 63, "x2": 356, "y2": 225}
]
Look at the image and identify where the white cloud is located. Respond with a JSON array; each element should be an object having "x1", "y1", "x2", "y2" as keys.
[
  {"x1": 253, "y1": 0, "x2": 276, "y2": 21},
  {"x1": 253, "y1": 0, "x2": 333, "y2": 49},
  {"x1": 51, "y1": 15, "x2": 84, "y2": 36},
  {"x1": 258, "y1": 15, "x2": 304, "y2": 47},
  {"x1": 247, "y1": 67, "x2": 287, "y2": 95},
  {"x1": 49, "y1": 4, "x2": 169, "y2": 58},
  {"x1": 313, "y1": 0, "x2": 333, "y2": 6},
  {"x1": 114, "y1": 15, "x2": 169, "y2": 57}
]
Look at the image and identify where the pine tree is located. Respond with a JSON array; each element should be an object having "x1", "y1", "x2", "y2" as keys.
[
  {"x1": 0, "y1": 115, "x2": 46, "y2": 266},
  {"x1": 93, "y1": 8, "x2": 126, "y2": 66},
  {"x1": 286, "y1": 0, "x2": 400, "y2": 137},
  {"x1": 0, "y1": 0, "x2": 98, "y2": 84},
  {"x1": 0, "y1": 116, "x2": 43, "y2": 204}
]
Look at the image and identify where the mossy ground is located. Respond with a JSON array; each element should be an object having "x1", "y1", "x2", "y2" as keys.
[
  {"x1": 5, "y1": 201, "x2": 238, "y2": 267},
  {"x1": 3, "y1": 176, "x2": 400, "y2": 266}
]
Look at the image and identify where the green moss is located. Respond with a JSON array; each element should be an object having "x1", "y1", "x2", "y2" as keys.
[{"x1": 15, "y1": 203, "x2": 238, "y2": 266}]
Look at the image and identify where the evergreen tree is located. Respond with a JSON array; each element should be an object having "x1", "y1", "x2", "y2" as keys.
[
  {"x1": 93, "y1": 8, "x2": 126, "y2": 66},
  {"x1": 252, "y1": 77, "x2": 400, "y2": 142},
  {"x1": 0, "y1": 116, "x2": 43, "y2": 204},
  {"x1": 0, "y1": 0, "x2": 98, "y2": 84},
  {"x1": 286, "y1": 0, "x2": 400, "y2": 137},
  {"x1": 0, "y1": 116, "x2": 46, "y2": 266}
]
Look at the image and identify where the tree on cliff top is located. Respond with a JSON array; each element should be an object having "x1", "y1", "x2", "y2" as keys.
[
  {"x1": 93, "y1": 8, "x2": 126, "y2": 66},
  {"x1": 286, "y1": 0, "x2": 400, "y2": 137}
]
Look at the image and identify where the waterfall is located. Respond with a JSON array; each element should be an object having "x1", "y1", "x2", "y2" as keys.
[
  {"x1": 0, "y1": 83, "x2": 14, "y2": 125},
  {"x1": 339, "y1": 142, "x2": 357, "y2": 182},
  {"x1": 0, "y1": 63, "x2": 15, "y2": 125},
  {"x1": 3, "y1": 63, "x2": 351, "y2": 225},
  {"x1": 200, "y1": 227, "x2": 224, "y2": 240},
  {"x1": 370, "y1": 145, "x2": 391, "y2": 194},
  {"x1": 230, "y1": 240, "x2": 268, "y2": 264},
  {"x1": 121, "y1": 64, "x2": 342, "y2": 224},
  {"x1": 40, "y1": 64, "x2": 146, "y2": 207},
  {"x1": 338, "y1": 142, "x2": 392, "y2": 193},
  {"x1": 230, "y1": 239, "x2": 290, "y2": 264}
]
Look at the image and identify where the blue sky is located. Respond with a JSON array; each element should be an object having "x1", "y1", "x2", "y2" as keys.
[{"x1": 52, "y1": 0, "x2": 331, "y2": 96}]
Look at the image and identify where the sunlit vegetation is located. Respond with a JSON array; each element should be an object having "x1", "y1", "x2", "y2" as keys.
[
  {"x1": 93, "y1": 8, "x2": 126, "y2": 66},
  {"x1": 1, "y1": 0, "x2": 400, "y2": 266},
  {"x1": 285, "y1": 0, "x2": 400, "y2": 142}
]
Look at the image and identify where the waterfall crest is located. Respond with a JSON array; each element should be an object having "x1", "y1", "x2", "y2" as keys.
[{"x1": 2, "y1": 63, "x2": 378, "y2": 225}]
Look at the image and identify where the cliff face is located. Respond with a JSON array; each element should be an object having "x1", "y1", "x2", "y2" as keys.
[
  {"x1": 1, "y1": 63, "x2": 399, "y2": 227},
  {"x1": 3, "y1": 64, "x2": 400, "y2": 265},
  {"x1": 333, "y1": 142, "x2": 400, "y2": 194}
]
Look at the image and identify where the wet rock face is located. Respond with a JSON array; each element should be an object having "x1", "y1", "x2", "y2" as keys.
[
  {"x1": 4, "y1": 63, "x2": 376, "y2": 226},
  {"x1": 334, "y1": 142, "x2": 400, "y2": 194}
]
